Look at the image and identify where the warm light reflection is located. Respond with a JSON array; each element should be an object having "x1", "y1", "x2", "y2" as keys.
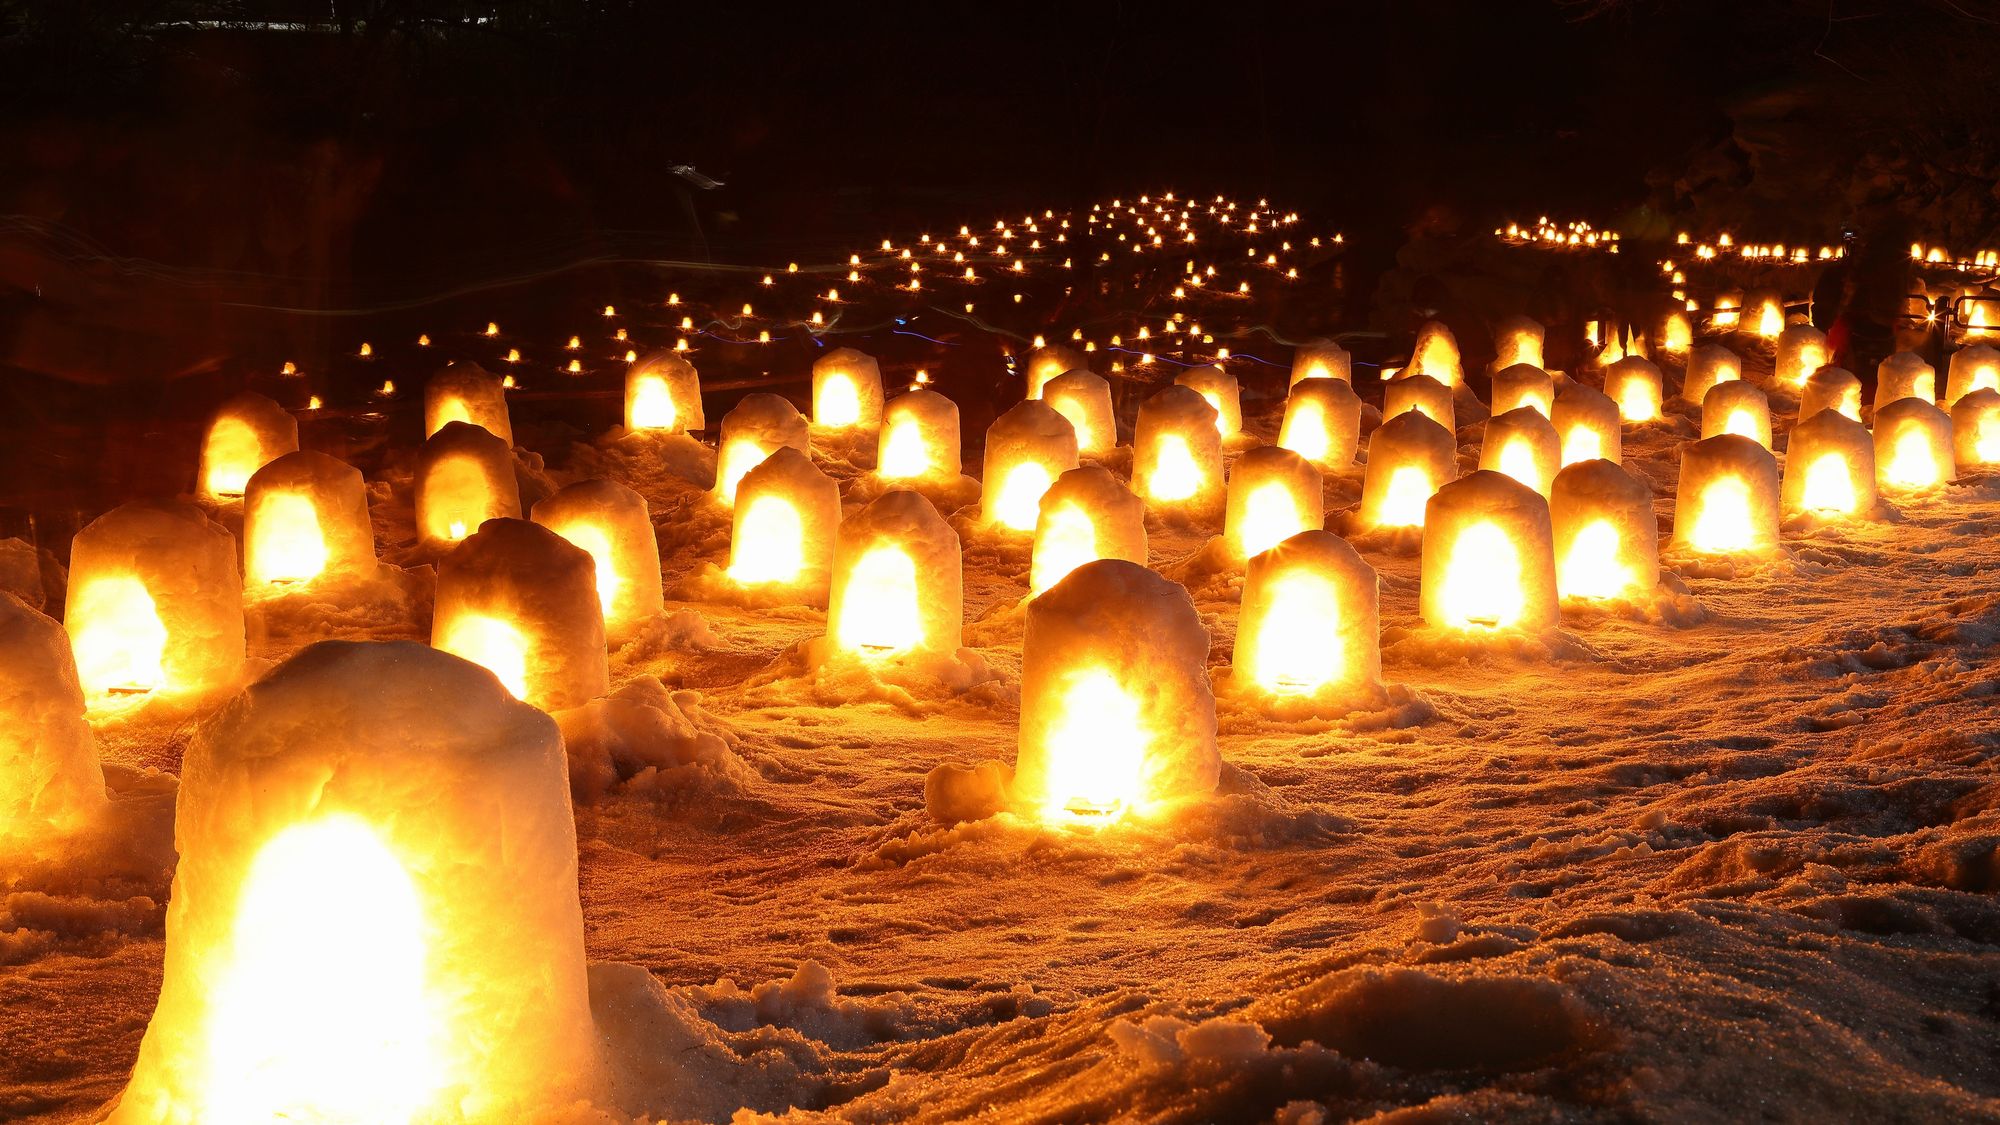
[
  {"x1": 1559, "y1": 519, "x2": 1632, "y2": 600},
  {"x1": 835, "y1": 547, "x2": 922, "y2": 656},
  {"x1": 992, "y1": 461, "x2": 1055, "y2": 530},
  {"x1": 249, "y1": 494, "x2": 328, "y2": 586},
  {"x1": 1883, "y1": 428, "x2": 1941, "y2": 489},
  {"x1": 714, "y1": 440, "x2": 767, "y2": 505},
  {"x1": 1979, "y1": 415, "x2": 2000, "y2": 463},
  {"x1": 728, "y1": 497, "x2": 806, "y2": 585},
  {"x1": 435, "y1": 397, "x2": 473, "y2": 431},
  {"x1": 1436, "y1": 522, "x2": 1523, "y2": 629},
  {"x1": 1758, "y1": 303, "x2": 1784, "y2": 338},
  {"x1": 627, "y1": 376, "x2": 677, "y2": 429},
  {"x1": 1253, "y1": 572, "x2": 1341, "y2": 693},
  {"x1": 1237, "y1": 482, "x2": 1305, "y2": 558},
  {"x1": 1038, "y1": 669, "x2": 1147, "y2": 819},
  {"x1": 553, "y1": 523, "x2": 619, "y2": 615},
  {"x1": 436, "y1": 614, "x2": 528, "y2": 699},
  {"x1": 202, "y1": 815, "x2": 443, "y2": 1125},
  {"x1": 1379, "y1": 467, "x2": 1432, "y2": 527},
  {"x1": 817, "y1": 373, "x2": 862, "y2": 427},
  {"x1": 1801, "y1": 453, "x2": 1856, "y2": 513},
  {"x1": 1617, "y1": 381, "x2": 1658, "y2": 422},
  {"x1": 1147, "y1": 435, "x2": 1201, "y2": 500},
  {"x1": 1496, "y1": 438, "x2": 1543, "y2": 492},
  {"x1": 877, "y1": 417, "x2": 930, "y2": 479},
  {"x1": 1690, "y1": 477, "x2": 1754, "y2": 552},
  {"x1": 1725, "y1": 408, "x2": 1761, "y2": 441},
  {"x1": 1280, "y1": 399, "x2": 1330, "y2": 462},
  {"x1": 1561, "y1": 425, "x2": 1604, "y2": 466},
  {"x1": 1030, "y1": 504, "x2": 1097, "y2": 596},
  {"x1": 70, "y1": 576, "x2": 167, "y2": 698},
  {"x1": 202, "y1": 418, "x2": 261, "y2": 498},
  {"x1": 1197, "y1": 391, "x2": 1228, "y2": 434}
]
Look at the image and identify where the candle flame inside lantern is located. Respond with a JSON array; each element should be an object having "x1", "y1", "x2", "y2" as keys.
[
  {"x1": 817, "y1": 372, "x2": 862, "y2": 428},
  {"x1": 1029, "y1": 504, "x2": 1097, "y2": 597},
  {"x1": 877, "y1": 417, "x2": 930, "y2": 479},
  {"x1": 1801, "y1": 453, "x2": 1856, "y2": 513},
  {"x1": 1038, "y1": 669, "x2": 1147, "y2": 819},
  {"x1": 627, "y1": 375, "x2": 677, "y2": 430},
  {"x1": 1236, "y1": 482, "x2": 1305, "y2": 559},
  {"x1": 1561, "y1": 424, "x2": 1604, "y2": 466},
  {"x1": 1883, "y1": 427, "x2": 1941, "y2": 490},
  {"x1": 435, "y1": 614, "x2": 529, "y2": 699},
  {"x1": 714, "y1": 440, "x2": 768, "y2": 506},
  {"x1": 202, "y1": 417, "x2": 262, "y2": 498},
  {"x1": 1689, "y1": 476, "x2": 1755, "y2": 553},
  {"x1": 552, "y1": 522, "x2": 619, "y2": 615},
  {"x1": 1437, "y1": 521, "x2": 1524, "y2": 629},
  {"x1": 1378, "y1": 466, "x2": 1432, "y2": 528},
  {"x1": 728, "y1": 497, "x2": 805, "y2": 585},
  {"x1": 1558, "y1": 519, "x2": 1633, "y2": 600},
  {"x1": 249, "y1": 493, "x2": 328, "y2": 586},
  {"x1": 1724, "y1": 408, "x2": 1762, "y2": 441},
  {"x1": 201, "y1": 814, "x2": 444, "y2": 1124},
  {"x1": 835, "y1": 547, "x2": 922, "y2": 656},
  {"x1": 1616, "y1": 381, "x2": 1658, "y2": 422},
  {"x1": 435, "y1": 397, "x2": 473, "y2": 431},
  {"x1": 1279, "y1": 399, "x2": 1329, "y2": 462},
  {"x1": 1496, "y1": 438, "x2": 1544, "y2": 493},
  {"x1": 70, "y1": 576, "x2": 168, "y2": 698},
  {"x1": 1147, "y1": 435, "x2": 1202, "y2": 501},
  {"x1": 1758, "y1": 303, "x2": 1784, "y2": 338},
  {"x1": 991, "y1": 461, "x2": 1055, "y2": 531},
  {"x1": 1253, "y1": 572, "x2": 1342, "y2": 693}
]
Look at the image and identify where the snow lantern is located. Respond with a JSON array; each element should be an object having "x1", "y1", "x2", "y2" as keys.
[
  {"x1": 432, "y1": 519, "x2": 606, "y2": 711},
  {"x1": 827, "y1": 490, "x2": 960, "y2": 661},
  {"x1": 1799, "y1": 366, "x2": 1862, "y2": 422},
  {"x1": 102, "y1": 640, "x2": 606, "y2": 1125},
  {"x1": 1553, "y1": 382, "x2": 1622, "y2": 466},
  {"x1": 424, "y1": 362, "x2": 512, "y2": 445},
  {"x1": 1013, "y1": 559, "x2": 1218, "y2": 821},
  {"x1": 1604, "y1": 356, "x2": 1663, "y2": 422},
  {"x1": 243, "y1": 452, "x2": 375, "y2": 591},
  {"x1": 1232, "y1": 530, "x2": 1379, "y2": 701},
  {"x1": 1420, "y1": 471, "x2": 1558, "y2": 633},
  {"x1": 624, "y1": 350, "x2": 704, "y2": 433},
  {"x1": 982, "y1": 400, "x2": 1080, "y2": 531},
  {"x1": 1701, "y1": 381, "x2": 1773, "y2": 448},
  {"x1": 1782, "y1": 410, "x2": 1876, "y2": 518},
  {"x1": 1682, "y1": 344, "x2": 1742, "y2": 405},
  {"x1": 1478, "y1": 406, "x2": 1561, "y2": 495},
  {"x1": 1952, "y1": 388, "x2": 2000, "y2": 470},
  {"x1": 1290, "y1": 338, "x2": 1353, "y2": 386},
  {"x1": 1878, "y1": 351, "x2": 1936, "y2": 407},
  {"x1": 713, "y1": 393, "x2": 809, "y2": 507},
  {"x1": 1945, "y1": 344, "x2": 2000, "y2": 406},
  {"x1": 0, "y1": 592, "x2": 104, "y2": 848},
  {"x1": 1133, "y1": 385, "x2": 1224, "y2": 517},
  {"x1": 724, "y1": 447, "x2": 840, "y2": 605},
  {"x1": 811, "y1": 347, "x2": 884, "y2": 431},
  {"x1": 416, "y1": 421, "x2": 521, "y2": 550},
  {"x1": 1493, "y1": 316, "x2": 1544, "y2": 371},
  {"x1": 1746, "y1": 292, "x2": 1786, "y2": 338},
  {"x1": 1872, "y1": 398, "x2": 1955, "y2": 493},
  {"x1": 198, "y1": 392, "x2": 298, "y2": 502},
  {"x1": 1029, "y1": 465, "x2": 1147, "y2": 598},
  {"x1": 1357, "y1": 410, "x2": 1456, "y2": 530},
  {"x1": 876, "y1": 388, "x2": 962, "y2": 484},
  {"x1": 1550, "y1": 459, "x2": 1657, "y2": 602},
  {"x1": 530, "y1": 479, "x2": 663, "y2": 634},
  {"x1": 1024, "y1": 344, "x2": 1088, "y2": 399},
  {"x1": 1711, "y1": 290, "x2": 1744, "y2": 330},
  {"x1": 1490, "y1": 362, "x2": 1554, "y2": 417},
  {"x1": 1383, "y1": 373, "x2": 1454, "y2": 430},
  {"x1": 66, "y1": 501, "x2": 244, "y2": 707},
  {"x1": 1040, "y1": 369, "x2": 1117, "y2": 454},
  {"x1": 1660, "y1": 309, "x2": 1694, "y2": 353},
  {"x1": 1175, "y1": 364, "x2": 1243, "y2": 437},
  {"x1": 1408, "y1": 320, "x2": 1462, "y2": 387},
  {"x1": 1279, "y1": 377, "x2": 1362, "y2": 469},
  {"x1": 1774, "y1": 323, "x2": 1830, "y2": 387},
  {"x1": 1225, "y1": 446, "x2": 1322, "y2": 560},
  {"x1": 1674, "y1": 435, "x2": 1781, "y2": 555}
]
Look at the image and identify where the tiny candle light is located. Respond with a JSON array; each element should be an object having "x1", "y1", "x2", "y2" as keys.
[
  {"x1": 1674, "y1": 435, "x2": 1781, "y2": 556},
  {"x1": 243, "y1": 452, "x2": 375, "y2": 592},
  {"x1": 876, "y1": 389, "x2": 962, "y2": 483},
  {"x1": 199, "y1": 392, "x2": 299, "y2": 501},
  {"x1": 1876, "y1": 351, "x2": 1936, "y2": 407},
  {"x1": 1945, "y1": 343, "x2": 2000, "y2": 407},
  {"x1": 1382, "y1": 373, "x2": 1455, "y2": 430},
  {"x1": 1040, "y1": 370, "x2": 1117, "y2": 454},
  {"x1": 826, "y1": 491, "x2": 962, "y2": 663},
  {"x1": 624, "y1": 350, "x2": 705, "y2": 433},
  {"x1": 1289, "y1": 338, "x2": 1353, "y2": 387},
  {"x1": 1603, "y1": 356, "x2": 1664, "y2": 423},
  {"x1": 1420, "y1": 471, "x2": 1560, "y2": 633},
  {"x1": 724, "y1": 448, "x2": 841, "y2": 606},
  {"x1": 713, "y1": 393, "x2": 810, "y2": 507},
  {"x1": 1799, "y1": 366, "x2": 1863, "y2": 422},
  {"x1": 1279, "y1": 377, "x2": 1362, "y2": 469},
  {"x1": 812, "y1": 347, "x2": 886, "y2": 431},
  {"x1": 1701, "y1": 380, "x2": 1774, "y2": 448},
  {"x1": 1013, "y1": 559, "x2": 1219, "y2": 822},
  {"x1": 1231, "y1": 530, "x2": 1381, "y2": 702},
  {"x1": 1132, "y1": 385, "x2": 1225, "y2": 518},
  {"x1": 982, "y1": 401, "x2": 1081, "y2": 531},
  {"x1": 1782, "y1": 410, "x2": 1876, "y2": 518},
  {"x1": 1872, "y1": 398, "x2": 1955, "y2": 493},
  {"x1": 1950, "y1": 388, "x2": 2000, "y2": 470},
  {"x1": 1029, "y1": 466, "x2": 1148, "y2": 598},
  {"x1": 433, "y1": 519, "x2": 607, "y2": 711},
  {"x1": 1551, "y1": 459, "x2": 1658, "y2": 602},
  {"x1": 1478, "y1": 406, "x2": 1562, "y2": 495},
  {"x1": 1681, "y1": 344, "x2": 1742, "y2": 406},
  {"x1": 1224, "y1": 446, "x2": 1323, "y2": 560},
  {"x1": 425, "y1": 363, "x2": 514, "y2": 446},
  {"x1": 1357, "y1": 410, "x2": 1457, "y2": 531},
  {"x1": 530, "y1": 479, "x2": 665, "y2": 636},
  {"x1": 1175, "y1": 364, "x2": 1244, "y2": 437},
  {"x1": 65, "y1": 501, "x2": 245, "y2": 707},
  {"x1": 1489, "y1": 363, "x2": 1555, "y2": 417},
  {"x1": 1552, "y1": 383, "x2": 1623, "y2": 466},
  {"x1": 416, "y1": 422, "x2": 522, "y2": 550}
]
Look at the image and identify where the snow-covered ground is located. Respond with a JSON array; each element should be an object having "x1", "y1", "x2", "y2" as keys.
[{"x1": 5, "y1": 344, "x2": 2000, "y2": 1123}]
